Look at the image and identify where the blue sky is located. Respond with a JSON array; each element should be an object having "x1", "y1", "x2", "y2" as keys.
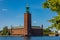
[{"x1": 0, "y1": 0, "x2": 57, "y2": 29}]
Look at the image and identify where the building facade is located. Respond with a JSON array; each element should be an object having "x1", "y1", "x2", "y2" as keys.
[{"x1": 9, "y1": 5, "x2": 43, "y2": 36}]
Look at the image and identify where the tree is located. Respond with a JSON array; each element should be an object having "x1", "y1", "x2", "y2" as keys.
[
  {"x1": 43, "y1": 0, "x2": 60, "y2": 14},
  {"x1": 48, "y1": 16, "x2": 60, "y2": 30},
  {"x1": 2, "y1": 26, "x2": 8, "y2": 35},
  {"x1": 43, "y1": 0, "x2": 60, "y2": 30},
  {"x1": 43, "y1": 28, "x2": 51, "y2": 36}
]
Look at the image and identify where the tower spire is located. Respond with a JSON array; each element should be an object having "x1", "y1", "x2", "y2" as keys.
[{"x1": 26, "y1": 3, "x2": 30, "y2": 13}]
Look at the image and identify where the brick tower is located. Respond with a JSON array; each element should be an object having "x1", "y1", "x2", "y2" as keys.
[{"x1": 24, "y1": 4, "x2": 31, "y2": 36}]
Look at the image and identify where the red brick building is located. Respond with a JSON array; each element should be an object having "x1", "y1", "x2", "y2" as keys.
[{"x1": 9, "y1": 5, "x2": 43, "y2": 36}]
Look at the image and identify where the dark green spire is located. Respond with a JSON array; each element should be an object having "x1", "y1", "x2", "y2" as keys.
[{"x1": 26, "y1": 4, "x2": 30, "y2": 13}]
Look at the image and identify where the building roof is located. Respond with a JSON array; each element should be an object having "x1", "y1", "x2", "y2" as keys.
[
  {"x1": 32, "y1": 26, "x2": 43, "y2": 29},
  {"x1": 32, "y1": 26, "x2": 40, "y2": 28},
  {"x1": 11, "y1": 26, "x2": 42, "y2": 29}
]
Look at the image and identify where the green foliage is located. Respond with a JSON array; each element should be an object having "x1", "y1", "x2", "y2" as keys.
[
  {"x1": 43, "y1": 0, "x2": 60, "y2": 15},
  {"x1": 43, "y1": 28, "x2": 51, "y2": 32},
  {"x1": 43, "y1": 2, "x2": 49, "y2": 8},
  {"x1": 43, "y1": 0, "x2": 60, "y2": 30},
  {"x1": 2, "y1": 26, "x2": 9, "y2": 35},
  {"x1": 43, "y1": 28, "x2": 51, "y2": 36},
  {"x1": 48, "y1": 16, "x2": 60, "y2": 30}
]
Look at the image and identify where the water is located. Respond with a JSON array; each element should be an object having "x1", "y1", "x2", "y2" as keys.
[{"x1": 0, "y1": 36, "x2": 60, "y2": 40}]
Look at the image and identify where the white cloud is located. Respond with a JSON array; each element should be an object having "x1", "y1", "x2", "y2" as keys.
[
  {"x1": 2, "y1": 8, "x2": 8, "y2": 11},
  {"x1": 33, "y1": 21, "x2": 37, "y2": 24}
]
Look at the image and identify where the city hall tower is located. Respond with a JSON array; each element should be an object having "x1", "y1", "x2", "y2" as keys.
[{"x1": 24, "y1": 4, "x2": 31, "y2": 36}]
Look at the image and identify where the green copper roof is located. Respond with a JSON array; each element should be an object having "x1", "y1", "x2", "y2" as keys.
[
  {"x1": 32, "y1": 26, "x2": 40, "y2": 28},
  {"x1": 26, "y1": 4, "x2": 30, "y2": 13},
  {"x1": 11, "y1": 26, "x2": 41, "y2": 29}
]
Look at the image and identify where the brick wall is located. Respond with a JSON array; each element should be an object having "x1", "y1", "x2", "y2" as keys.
[
  {"x1": 9, "y1": 28, "x2": 24, "y2": 35},
  {"x1": 24, "y1": 13, "x2": 31, "y2": 36},
  {"x1": 31, "y1": 28, "x2": 43, "y2": 36}
]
